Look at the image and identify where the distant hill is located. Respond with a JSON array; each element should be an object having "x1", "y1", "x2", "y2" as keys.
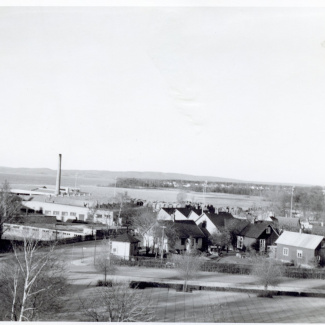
[
  {"x1": 0, "y1": 166, "x2": 315, "y2": 187},
  {"x1": 0, "y1": 166, "x2": 239, "y2": 183}
]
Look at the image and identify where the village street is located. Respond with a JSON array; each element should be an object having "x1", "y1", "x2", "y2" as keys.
[{"x1": 52, "y1": 241, "x2": 325, "y2": 322}]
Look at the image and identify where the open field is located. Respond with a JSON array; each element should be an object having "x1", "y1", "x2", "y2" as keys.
[
  {"x1": 9, "y1": 182, "x2": 268, "y2": 209},
  {"x1": 82, "y1": 185, "x2": 269, "y2": 209},
  {"x1": 37, "y1": 241, "x2": 325, "y2": 322},
  {"x1": 1, "y1": 171, "x2": 269, "y2": 209}
]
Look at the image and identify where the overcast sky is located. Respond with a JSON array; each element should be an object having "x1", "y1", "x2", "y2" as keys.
[{"x1": 1, "y1": 5, "x2": 325, "y2": 185}]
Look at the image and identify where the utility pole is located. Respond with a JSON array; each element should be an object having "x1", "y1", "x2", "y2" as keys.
[
  {"x1": 290, "y1": 186, "x2": 295, "y2": 218},
  {"x1": 114, "y1": 177, "x2": 117, "y2": 197},
  {"x1": 203, "y1": 181, "x2": 207, "y2": 210},
  {"x1": 161, "y1": 226, "x2": 166, "y2": 261},
  {"x1": 94, "y1": 228, "x2": 97, "y2": 265},
  {"x1": 75, "y1": 173, "x2": 78, "y2": 189}
]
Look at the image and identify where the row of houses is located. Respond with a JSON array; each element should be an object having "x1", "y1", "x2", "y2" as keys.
[
  {"x1": 153, "y1": 207, "x2": 325, "y2": 267},
  {"x1": 156, "y1": 207, "x2": 278, "y2": 253}
]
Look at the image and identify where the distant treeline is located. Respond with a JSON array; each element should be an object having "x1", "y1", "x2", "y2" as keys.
[{"x1": 103, "y1": 177, "x2": 298, "y2": 197}]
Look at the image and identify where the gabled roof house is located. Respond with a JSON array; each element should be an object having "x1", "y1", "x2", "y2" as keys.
[
  {"x1": 236, "y1": 221, "x2": 279, "y2": 252},
  {"x1": 194, "y1": 212, "x2": 235, "y2": 235},
  {"x1": 110, "y1": 233, "x2": 140, "y2": 260},
  {"x1": 275, "y1": 231, "x2": 325, "y2": 267},
  {"x1": 158, "y1": 207, "x2": 202, "y2": 221}
]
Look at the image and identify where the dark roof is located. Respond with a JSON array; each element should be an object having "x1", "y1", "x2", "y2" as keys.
[
  {"x1": 161, "y1": 208, "x2": 176, "y2": 215},
  {"x1": 239, "y1": 221, "x2": 273, "y2": 239},
  {"x1": 230, "y1": 219, "x2": 251, "y2": 234},
  {"x1": 275, "y1": 217, "x2": 300, "y2": 228},
  {"x1": 111, "y1": 233, "x2": 140, "y2": 243},
  {"x1": 199, "y1": 226, "x2": 211, "y2": 237},
  {"x1": 191, "y1": 208, "x2": 204, "y2": 216},
  {"x1": 174, "y1": 220, "x2": 206, "y2": 238},
  {"x1": 176, "y1": 208, "x2": 194, "y2": 218},
  {"x1": 206, "y1": 212, "x2": 235, "y2": 228}
]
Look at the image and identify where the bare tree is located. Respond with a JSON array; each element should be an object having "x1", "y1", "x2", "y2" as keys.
[
  {"x1": 115, "y1": 191, "x2": 131, "y2": 224},
  {"x1": 177, "y1": 191, "x2": 187, "y2": 204},
  {"x1": 87, "y1": 204, "x2": 97, "y2": 223},
  {"x1": 131, "y1": 209, "x2": 157, "y2": 253},
  {"x1": 79, "y1": 281, "x2": 155, "y2": 322},
  {"x1": 0, "y1": 180, "x2": 22, "y2": 241},
  {"x1": 152, "y1": 221, "x2": 179, "y2": 256},
  {"x1": 251, "y1": 257, "x2": 283, "y2": 297},
  {"x1": 95, "y1": 238, "x2": 117, "y2": 284},
  {"x1": 209, "y1": 228, "x2": 231, "y2": 252},
  {"x1": 171, "y1": 251, "x2": 205, "y2": 292},
  {"x1": 0, "y1": 237, "x2": 68, "y2": 321}
]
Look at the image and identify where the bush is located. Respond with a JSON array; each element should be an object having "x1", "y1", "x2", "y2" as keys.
[
  {"x1": 97, "y1": 280, "x2": 113, "y2": 287},
  {"x1": 257, "y1": 291, "x2": 274, "y2": 298}
]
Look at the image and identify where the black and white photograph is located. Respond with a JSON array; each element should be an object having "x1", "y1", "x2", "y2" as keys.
[{"x1": 1, "y1": 0, "x2": 325, "y2": 322}]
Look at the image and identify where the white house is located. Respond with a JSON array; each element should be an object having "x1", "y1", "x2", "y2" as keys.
[
  {"x1": 194, "y1": 212, "x2": 235, "y2": 235},
  {"x1": 110, "y1": 233, "x2": 140, "y2": 260},
  {"x1": 187, "y1": 209, "x2": 204, "y2": 222},
  {"x1": 144, "y1": 220, "x2": 207, "y2": 253}
]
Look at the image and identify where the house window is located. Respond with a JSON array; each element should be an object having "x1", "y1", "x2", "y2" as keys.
[
  {"x1": 237, "y1": 236, "x2": 243, "y2": 249},
  {"x1": 113, "y1": 248, "x2": 117, "y2": 253},
  {"x1": 297, "y1": 250, "x2": 303, "y2": 259},
  {"x1": 266, "y1": 227, "x2": 271, "y2": 234},
  {"x1": 61, "y1": 212, "x2": 68, "y2": 216},
  {"x1": 283, "y1": 247, "x2": 289, "y2": 256},
  {"x1": 181, "y1": 238, "x2": 186, "y2": 245},
  {"x1": 44, "y1": 210, "x2": 51, "y2": 215},
  {"x1": 53, "y1": 211, "x2": 60, "y2": 215},
  {"x1": 70, "y1": 212, "x2": 76, "y2": 216}
]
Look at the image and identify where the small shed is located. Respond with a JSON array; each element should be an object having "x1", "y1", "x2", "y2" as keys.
[
  {"x1": 275, "y1": 231, "x2": 325, "y2": 267},
  {"x1": 110, "y1": 233, "x2": 140, "y2": 260}
]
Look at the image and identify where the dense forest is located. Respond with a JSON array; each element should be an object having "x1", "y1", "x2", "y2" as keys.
[{"x1": 103, "y1": 177, "x2": 293, "y2": 196}]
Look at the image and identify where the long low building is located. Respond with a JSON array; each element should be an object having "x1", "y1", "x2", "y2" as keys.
[
  {"x1": 22, "y1": 200, "x2": 122, "y2": 226},
  {"x1": 2, "y1": 223, "x2": 90, "y2": 241}
]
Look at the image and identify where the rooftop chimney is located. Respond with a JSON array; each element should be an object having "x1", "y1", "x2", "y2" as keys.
[{"x1": 55, "y1": 154, "x2": 62, "y2": 196}]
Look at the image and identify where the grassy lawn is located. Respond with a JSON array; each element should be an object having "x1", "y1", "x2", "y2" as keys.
[
  {"x1": 49, "y1": 284, "x2": 325, "y2": 322},
  {"x1": 42, "y1": 243, "x2": 325, "y2": 322}
]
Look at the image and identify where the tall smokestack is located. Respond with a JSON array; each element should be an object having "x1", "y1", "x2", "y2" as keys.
[{"x1": 55, "y1": 154, "x2": 62, "y2": 196}]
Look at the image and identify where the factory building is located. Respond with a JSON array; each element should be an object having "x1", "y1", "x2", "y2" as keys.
[
  {"x1": 22, "y1": 200, "x2": 121, "y2": 226},
  {"x1": 2, "y1": 223, "x2": 90, "y2": 241}
]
